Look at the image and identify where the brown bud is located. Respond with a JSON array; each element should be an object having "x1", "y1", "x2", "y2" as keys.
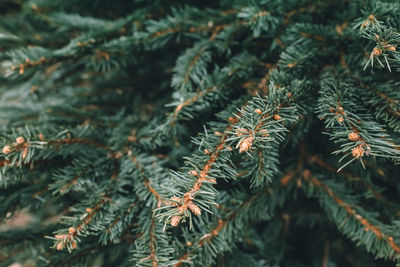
[
  {"x1": 338, "y1": 117, "x2": 344, "y2": 123},
  {"x1": 372, "y1": 47, "x2": 382, "y2": 57},
  {"x1": 68, "y1": 227, "x2": 76, "y2": 235},
  {"x1": 296, "y1": 178, "x2": 302, "y2": 188},
  {"x1": 19, "y1": 65, "x2": 24, "y2": 75},
  {"x1": 186, "y1": 241, "x2": 193, "y2": 246},
  {"x1": 16, "y1": 136, "x2": 25, "y2": 144},
  {"x1": 387, "y1": 46, "x2": 396, "y2": 52},
  {"x1": 86, "y1": 208, "x2": 93, "y2": 213},
  {"x1": 238, "y1": 137, "x2": 254, "y2": 153},
  {"x1": 2, "y1": 145, "x2": 11, "y2": 154},
  {"x1": 204, "y1": 149, "x2": 211, "y2": 154},
  {"x1": 188, "y1": 170, "x2": 198, "y2": 176},
  {"x1": 228, "y1": 116, "x2": 238, "y2": 124},
  {"x1": 302, "y1": 169, "x2": 311, "y2": 179},
  {"x1": 254, "y1": 108, "x2": 262, "y2": 115},
  {"x1": 352, "y1": 146, "x2": 365, "y2": 158},
  {"x1": 127, "y1": 136, "x2": 137, "y2": 142},
  {"x1": 273, "y1": 114, "x2": 281, "y2": 120},
  {"x1": 71, "y1": 240, "x2": 78, "y2": 249},
  {"x1": 170, "y1": 215, "x2": 182, "y2": 227},
  {"x1": 348, "y1": 132, "x2": 359, "y2": 141},
  {"x1": 56, "y1": 242, "x2": 64, "y2": 250},
  {"x1": 22, "y1": 147, "x2": 28, "y2": 159},
  {"x1": 188, "y1": 201, "x2": 201, "y2": 215}
]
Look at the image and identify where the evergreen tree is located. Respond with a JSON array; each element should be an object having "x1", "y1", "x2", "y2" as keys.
[{"x1": 1, "y1": 0, "x2": 400, "y2": 266}]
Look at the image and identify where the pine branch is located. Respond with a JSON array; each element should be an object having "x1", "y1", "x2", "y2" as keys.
[
  {"x1": 174, "y1": 169, "x2": 297, "y2": 266},
  {"x1": 302, "y1": 171, "x2": 400, "y2": 260},
  {"x1": 129, "y1": 152, "x2": 166, "y2": 208},
  {"x1": 159, "y1": 104, "x2": 244, "y2": 227},
  {"x1": 307, "y1": 154, "x2": 390, "y2": 206}
]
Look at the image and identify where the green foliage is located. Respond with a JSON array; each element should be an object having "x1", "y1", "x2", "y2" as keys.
[{"x1": 1, "y1": 0, "x2": 400, "y2": 266}]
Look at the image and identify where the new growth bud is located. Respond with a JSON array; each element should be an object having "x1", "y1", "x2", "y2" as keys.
[
  {"x1": 16, "y1": 136, "x2": 25, "y2": 144},
  {"x1": 2, "y1": 145, "x2": 11, "y2": 154},
  {"x1": 348, "y1": 132, "x2": 360, "y2": 141},
  {"x1": 238, "y1": 137, "x2": 254, "y2": 153},
  {"x1": 352, "y1": 146, "x2": 365, "y2": 158},
  {"x1": 273, "y1": 114, "x2": 281, "y2": 120},
  {"x1": 188, "y1": 201, "x2": 201, "y2": 215},
  {"x1": 170, "y1": 215, "x2": 182, "y2": 227}
]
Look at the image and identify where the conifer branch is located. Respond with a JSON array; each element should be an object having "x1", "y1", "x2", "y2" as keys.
[
  {"x1": 146, "y1": 219, "x2": 158, "y2": 267},
  {"x1": 303, "y1": 172, "x2": 400, "y2": 259},
  {"x1": 170, "y1": 86, "x2": 218, "y2": 126},
  {"x1": 106, "y1": 201, "x2": 137, "y2": 235},
  {"x1": 51, "y1": 196, "x2": 112, "y2": 252},
  {"x1": 3, "y1": 1, "x2": 400, "y2": 265},
  {"x1": 174, "y1": 188, "x2": 270, "y2": 266},
  {"x1": 307, "y1": 155, "x2": 390, "y2": 205},
  {"x1": 129, "y1": 152, "x2": 165, "y2": 208},
  {"x1": 166, "y1": 107, "x2": 244, "y2": 226},
  {"x1": 174, "y1": 169, "x2": 296, "y2": 266}
]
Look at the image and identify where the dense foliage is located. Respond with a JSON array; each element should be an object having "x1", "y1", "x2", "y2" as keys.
[{"x1": 1, "y1": 0, "x2": 400, "y2": 266}]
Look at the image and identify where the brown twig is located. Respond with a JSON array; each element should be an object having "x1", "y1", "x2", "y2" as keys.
[
  {"x1": 174, "y1": 170, "x2": 298, "y2": 266},
  {"x1": 171, "y1": 86, "x2": 218, "y2": 126},
  {"x1": 129, "y1": 152, "x2": 165, "y2": 208},
  {"x1": 172, "y1": 107, "x2": 245, "y2": 224},
  {"x1": 303, "y1": 173, "x2": 400, "y2": 255}
]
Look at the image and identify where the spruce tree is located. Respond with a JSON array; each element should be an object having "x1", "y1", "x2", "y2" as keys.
[{"x1": 1, "y1": 0, "x2": 400, "y2": 266}]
